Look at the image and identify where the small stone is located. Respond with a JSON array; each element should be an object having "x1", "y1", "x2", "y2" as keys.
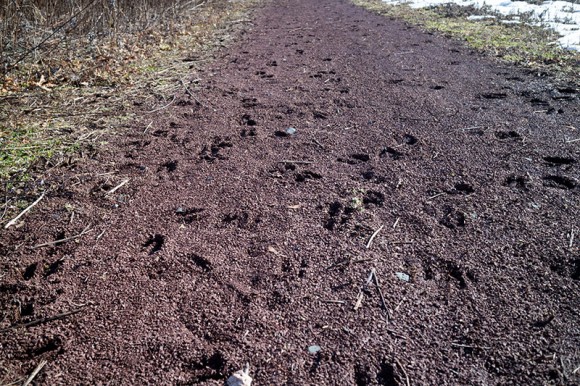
[
  {"x1": 175, "y1": 207, "x2": 185, "y2": 214},
  {"x1": 308, "y1": 345, "x2": 321, "y2": 354},
  {"x1": 227, "y1": 364, "x2": 252, "y2": 386},
  {"x1": 285, "y1": 127, "x2": 297, "y2": 135},
  {"x1": 395, "y1": 272, "x2": 410, "y2": 282}
]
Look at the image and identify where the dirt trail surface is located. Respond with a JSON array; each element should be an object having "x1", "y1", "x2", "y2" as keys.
[{"x1": 2, "y1": 0, "x2": 579, "y2": 384}]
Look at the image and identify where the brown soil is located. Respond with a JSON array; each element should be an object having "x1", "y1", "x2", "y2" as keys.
[{"x1": 1, "y1": 0, "x2": 579, "y2": 384}]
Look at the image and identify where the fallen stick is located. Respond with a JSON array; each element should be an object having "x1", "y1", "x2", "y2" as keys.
[
  {"x1": 427, "y1": 192, "x2": 445, "y2": 200},
  {"x1": 395, "y1": 358, "x2": 411, "y2": 386},
  {"x1": 565, "y1": 138, "x2": 580, "y2": 143},
  {"x1": 373, "y1": 270, "x2": 391, "y2": 321},
  {"x1": 180, "y1": 78, "x2": 202, "y2": 105},
  {"x1": 23, "y1": 359, "x2": 48, "y2": 386},
  {"x1": 451, "y1": 343, "x2": 491, "y2": 350},
  {"x1": 147, "y1": 95, "x2": 176, "y2": 113},
  {"x1": 366, "y1": 225, "x2": 384, "y2": 249},
  {"x1": 278, "y1": 160, "x2": 313, "y2": 164},
  {"x1": 354, "y1": 269, "x2": 375, "y2": 311},
  {"x1": 570, "y1": 229, "x2": 575, "y2": 248},
  {"x1": 312, "y1": 138, "x2": 324, "y2": 148},
  {"x1": 455, "y1": 125, "x2": 483, "y2": 131},
  {"x1": 4, "y1": 190, "x2": 47, "y2": 229},
  {"x1": 322, "y1": 300, "x2": 345, "y2": 304},
  {"x1": 1, "y1": 307, "x2": 85, "y2": 332},
  {"x1": 31, "y1": 226, "x2": 92, "y2": 249},
  {"x1": 106, "y1": 179, "x2": 130, "y2": 196},
  {"x1": 393, "y1": 217, "x2": 400, "y2": 229},
  {"x1": 95, "y1": 228, "x2": 107, "y2": 241}
]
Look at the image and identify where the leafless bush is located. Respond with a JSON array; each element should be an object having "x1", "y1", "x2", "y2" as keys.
[{"x1": 1, "y1": 0, "x2": 203, "y2": 74}]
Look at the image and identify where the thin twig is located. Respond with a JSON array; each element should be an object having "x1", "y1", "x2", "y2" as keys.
[
  {"x1": 427, "y1": 192, "x2": 445, "y2": 200},
  {"x1": 147, "y1": 95, "x2": 176, "y2": 113},
  {"x1": 455, "y1": 125, "x2": 483, "y2": 131},
  {"x1": 366, "y1": 225, "x2": 384, "y2": 249},
  {"x1": 570, "y1": 229, "x2": 575, "y2": 248},
  {"x1": 321, "y1": 300, "x2": 345, "y2": 304},
  {"x1": 31, "y1": 226, "x2": 92, "y2": 249},
  {"x1": 96, "y1": 229, "x2": 107, "y2": 241},
  {"x1": 1, "y1": 307, "x2": 86, "y2": 332},
  {"x1": 4, "y1": 191, "x2": 47, "y2": 229},
  {"x1": 180, "y1": 78, "x2": 201, "y2": 105},
  {"x1": 312, "y1": 138, "x2": 324, "y2": 149},
  {"x1": 393, "y1": 217, "x2": 400, "y2": 229},
  {"x1": 565, "y1": 138, "x2": 580, "y2": 143},
  {"x1": 106, "y1": 179, "x2": 130, "y2": 196},
  {"x1": 451, "y1": 343, "x2": 491, "y2": 350},
  {"x1": 22, "y1": 359, "x2": 48, "y2": 386},
  {"x1": 278, "y1": 160, "x2": 313, "y2": 164},
  {"x1": 395, "y1": 358, "x2": 411, "y2": 386},
  {"x1": 354, "y1": 269, "x2": 375, "y2": 311},
  {"x1": 373, "y1": 269, "x2": 391, "y2": 320}
]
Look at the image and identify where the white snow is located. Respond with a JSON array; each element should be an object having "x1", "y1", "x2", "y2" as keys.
[{"x1": 381, "y1": 0, "x2": 580, "y2": 51}]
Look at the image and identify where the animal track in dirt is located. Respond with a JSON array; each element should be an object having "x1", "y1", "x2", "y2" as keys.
[
  {"x1": 530, "y1": 98, "x2": 550, "y2": 107},
  {"x1": 241, "y1": 114, "x2": 257, "y2": 126},
  {"x1": 361, "y1": 170, "x2": 387, "y2": 183},
  {"x1": 152, "y1": 129, "x2": 169, "y2": 137},
  {"x1": 160, "y1": 160, "x2": 178, "y2": 172},
  {"x1": 543, "y1": 156, "x2": 576, "y2": 166},
  {"x1": 23, "y1": 263, "x2": 37, "y2": 280},
  {"x1": 44, "y1": 259, "x2": 64, "y2": 277},
  {"x1": 20, "y1": 301, "x2": 34, "y2": 317},
  {"x1": 440, "y1": 205, "x2": 466, "y2": 229},
  {"x1": 380, "y1": 146, "x2": 403, "y2": 160},
  {"x1": 33, "y1": 336, "x2": 63, "y2": 357},
  {"x1": 313, "y1": 110, "x2": 328, "y2": 119},
  {"x1": 449, "y1": 182, "x2": 475, "y2": 195},
  {"x1": 504, "y1": 175, "x2": 529, "y2": 190},
  {"x1": 175, "y1": 207, "x2": 205, "y2": 223},
  {"x1": 324, "y1": 201, "x2": 356, "y2": 231},
  {"x1": 338, "y1": 153, "x2": 371, "y2": 164},
  {"x1": 444, "y1": 261, "x2": 475, "y2": 289},
  {"x1": 189, "y1": 253, "x2": 212, "y2": 272},
  {"x1": 363, "y1": 190, "x2": 384, "y2": 207},
  {"x1": 494, "y1": 130, "x2": 521, "y2": 140},
  {"x1": 143, "y1": 234, "x2": 165, "y2": 255},
  {"x1": 222, "y1": 211, "x2": 261, "y2": 229},
  {"x1": 402, "y1": 134, "x2": 418, "y2": 145},
  {"x1": 480, "y1": 92, "x2": 507, "y2": 99},
  {"x1": 240, "y1": 128, "x2": 256, "y2": 137},
  {"x1": 255, "y1": 70, "x2": 274, "y2": 78},
  {"x1": 241, "y1": 97, "x2": 259, "y2": 108},
  {"x1": 188, "y1": 352, "x2": 226, "y2": 382},
  {"x1": 295, "y1": 170, "x2": 322, "y2": 182},
  {"x1": 199, "y1": 137, "x2": 233, "y2": 162},
  {"x1": 542, "y1": 175, "x2": 577, "y2": 190}
]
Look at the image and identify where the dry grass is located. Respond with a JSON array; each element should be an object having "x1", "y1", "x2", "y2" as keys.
[
  {"x1": 0, "y1": 0, "x2": 261, "y2": 222},
  {"x1": 352, "y1": 0, "x2": 580, "y2": 84}
]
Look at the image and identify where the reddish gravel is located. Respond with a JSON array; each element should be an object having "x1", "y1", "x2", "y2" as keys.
[{"x1": 1, "y1": 0, "x2": 579, "y2": 384}]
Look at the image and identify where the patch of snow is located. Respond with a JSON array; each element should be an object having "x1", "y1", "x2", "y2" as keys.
[
  {"x1": 466, "y1": 15, "x2": 497, "y2": 20},
  {"x1": 381, "y1": 0, "x2": 580, "y2": 50}
]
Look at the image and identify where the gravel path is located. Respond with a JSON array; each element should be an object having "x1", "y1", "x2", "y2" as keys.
[{"x1": 1, "y1": 0, "x2": 579, "y2": 384}]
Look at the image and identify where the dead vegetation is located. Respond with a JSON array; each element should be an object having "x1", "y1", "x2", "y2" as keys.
[{"x1": 0, "y1": 0, "x2": 260, "y2": 224}]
